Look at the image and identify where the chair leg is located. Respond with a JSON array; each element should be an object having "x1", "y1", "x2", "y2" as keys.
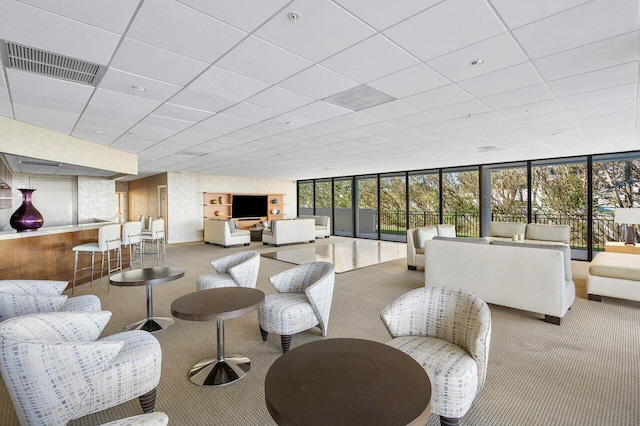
[
  {"x1": 139, "y1": 388, "x2": 156, "y2": 413},
  {"x1": 259, "y1": 326, "x2": 268, "y2": 341},
  {"x1": 72, "y1": 251, "x2": 79, "y2": 295},
  {"x1": 440, "y1": 416, "x2": 459, "y2": 426},
  {"x1": 281, "y1": 335, "x2": 292, "y2": 353}
]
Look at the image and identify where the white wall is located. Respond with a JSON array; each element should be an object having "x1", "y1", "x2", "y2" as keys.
[{"x1": 167, "y1": 172, "x2": 297, "y2": 243}]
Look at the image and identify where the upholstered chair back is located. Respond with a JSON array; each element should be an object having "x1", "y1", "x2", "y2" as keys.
[
  {"x1": 122, "y1": 221, "x2": 143, "y2": 245},
  {"x1": 98, "y1": 224, "x2": 122, "y2": 251},
  {"x1": 211, "y1": 250, "x2": 261, "y2": 288}
]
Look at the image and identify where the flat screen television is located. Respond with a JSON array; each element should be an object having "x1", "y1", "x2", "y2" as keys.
[{"x1": 232, "y1": 195, "x2": 268, "y2": 219}]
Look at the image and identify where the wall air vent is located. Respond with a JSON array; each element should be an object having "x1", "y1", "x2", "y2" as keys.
[
  {"x1": 19, "y1": 160, "x2": 63, "y2": 167},
  {"x1": 0, "y1": 40, "x2": 105, "y2": 86},
  {"x1": 322, "y1": 85, "x2": 396, "y2": 111}
]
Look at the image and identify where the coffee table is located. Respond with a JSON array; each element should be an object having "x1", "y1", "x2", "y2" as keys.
[
  {"x1": 265, "y1": 338, "x2": 431, "y2": 425},
  {"x1": 109, "y1": 266, "x2": 184, "y2": 332},
  {"x1": 171, "y1": 287, "x2": 265, "y2": 387}
]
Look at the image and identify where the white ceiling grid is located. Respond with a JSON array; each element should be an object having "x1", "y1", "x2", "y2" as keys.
[{"x1": 0, "y1": 0, "x2": 636, "y2": 179}]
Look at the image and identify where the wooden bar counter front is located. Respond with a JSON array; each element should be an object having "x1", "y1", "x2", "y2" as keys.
[{"x1": 0, "y1": 224, "x2": 109, "y2": 289}]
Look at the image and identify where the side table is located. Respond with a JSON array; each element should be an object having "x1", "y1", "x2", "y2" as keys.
[
  {"x1": 110, "y1": 266, "x2": 185, "y2": 332},
  {"x1": 171, "y1": 287, "x2": 265, "y2": 386},
  {"x1": 248, "y1": 227, "x2": 264, "y2": 242}
]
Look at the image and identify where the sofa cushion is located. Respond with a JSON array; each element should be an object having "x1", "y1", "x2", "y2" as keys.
[
  {"x1": 437, "y1": 224, "x2": 456, "y2": 237},
  {"x1": 525, "y1": 223, "x2": 570, "y2": 244},
  {"x1": 227, "y1": 220, "x2": 237, "y2": 233},
  {"x1": 433, "y1": 236, "x2": 490, "y2": 244},
  {"x1": 230, "y1": 229, "x2": 250, "y2": 237},
  {"x1": 491, "y1": 240, "x2": 572, "y2": 281},
  {"x1": 489, "y1": 221, "x2": 527, "y2": 238},
  {"x1": 589, "y1": 252, "x2": 640, "y2": 281},
  {"x1": 414, "y1": 226, "x2": 438, "y2": 248}
]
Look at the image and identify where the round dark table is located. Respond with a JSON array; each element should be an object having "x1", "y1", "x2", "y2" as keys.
[
  {"x1": 171, "y1": 287, "x2": 265, "y2": 387},
  {"x1": 265, "y1": 338, "x2": 432, "y2": 426},
  {"x1": 109, "y1": 266, "x2": 185, "y2": 332}
]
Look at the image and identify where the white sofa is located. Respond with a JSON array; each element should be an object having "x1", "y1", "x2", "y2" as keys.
[
  {"x1": 587, "y1": 252, "x2": 640, "y2": 302},
  {"x1": 262, "y1": 218, "x2": 316, "y2": 246},
  {"x1": 204, "y1": 219, "x2": 250, "y2": 248},
  {"x1": 489, "y1": 221, "x2": 571, "y2": 245},
  {"x1": 425, "y1": 238, "x2": 575, "y2": 324},
  {"x1": 406, "y1": 224, "x2": 456, "y2": 270},
  {"x1": 298, "y1": 215, "x2": 330, "y2": 238}
]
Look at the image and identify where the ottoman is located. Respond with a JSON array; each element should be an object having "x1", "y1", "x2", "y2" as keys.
[{"x1": 587, "y1": 252, "x2": 640, "y2": 302}]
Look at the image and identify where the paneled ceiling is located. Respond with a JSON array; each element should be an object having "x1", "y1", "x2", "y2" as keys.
[{"x1": 0, "y1": 0, "x2": 638, "y2": 180}]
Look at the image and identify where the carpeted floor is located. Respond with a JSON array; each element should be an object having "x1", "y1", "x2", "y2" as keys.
[{"x1": 1, "y1": 236, "x2": 639, "y2": 425}]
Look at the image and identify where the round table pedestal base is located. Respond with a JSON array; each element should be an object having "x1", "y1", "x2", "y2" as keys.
[
  {"x1": 189, "y1": 354, "x2": 250, "y2": 387},
  {"x1": 124, "y1": 317, "x2": 174, "y2": 332}
]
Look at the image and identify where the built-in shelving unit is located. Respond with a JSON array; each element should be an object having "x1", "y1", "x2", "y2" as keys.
[{"x1": 203, "y1": 192, "x2": 285, "y2": 232}]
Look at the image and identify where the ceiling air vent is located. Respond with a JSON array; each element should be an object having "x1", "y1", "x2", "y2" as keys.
[
  {"x1": 323, "y1": 85, "x2": 396, "y2": 111},
  {"x1": 0, "y1": 40, "x2": 105, "y2": 86},
  {"x1": 19, "y1": 160, "x2": 63, "y2": 167}
]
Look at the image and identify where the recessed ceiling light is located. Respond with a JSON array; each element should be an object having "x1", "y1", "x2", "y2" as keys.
[
  {"x1": 469, "y1": 59, "x2": 485, "y2": 66},
  {"x1": 471, "y1": 145, "x2": 504, "y2": 152},
  {"x1": 287, "y1": 12, "x2": 300, "y2": 23},
  {"x1": 551, "y1": 133, "x2": 560, "y2": 136},
  {"x1": 524, "y1": 109, "x2": 535, "y2": 113},
  {"x1": 285, "y1": 121, "x2": 294, "y2": 125},
  {"x1": 131, "y1": 86, "x2": 146, "y2": 91},
  {"x1": 93, "y1": 130, "x2": 103, "y2": 134}
]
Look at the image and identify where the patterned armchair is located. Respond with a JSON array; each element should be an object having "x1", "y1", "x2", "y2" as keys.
[
  {"x1": 196, "y1": 250, "x2": 260, "y2": 290},
  {"x1": 0, "y1": 279, "x2": 101, "y2": 322},
  {"x1": 258, "y1": 262, "x2": 335, "y2": 352},
  {"x1": 0, "y1": 311, "x2": 162, "y2": 425},
  {"x1": 380, "y1": 286, "x2": 491, "y2": 426}
]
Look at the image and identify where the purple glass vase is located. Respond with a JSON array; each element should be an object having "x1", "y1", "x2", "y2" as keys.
[{"x1": 10, "y1": 189, "x2": 44, "y2": 232}]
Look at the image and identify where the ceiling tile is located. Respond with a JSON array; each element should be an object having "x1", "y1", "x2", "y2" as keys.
[
  {"x1": 152, "y1": 103, "x2": 213, "y2": 122},
  {"x1": 359, "y1": 100, "x2": 421, "y2": 121},
  {"x1": 223, "y1": 102, "x2": 282, "y2": 122},
  {"x1": 430, "y1": 100, "x2": 491, "y2": 120},
  {"x1": 6, "y1": 69, "x2": 94, "y2": 102},
  {"x1": 139, "y1": 114, "x2": 195, "y2": 132},
  {"x1": 168, "y1": 89, "x2": 237, "y2": 113},
  {"x1": 334, "y1": 0, "x2": 440, "y2": 30},
  {"x1": 321, "y1": 34, "x2": 419, "y2": 83},
  {"x1": 16, "y1": 0, "x2": 139, "y2": 34},
  {"x1": 247, "y1": 86, "x2": 315, "y2": 112},
  {"x1": 368, "y1": 64, "x2": 451, "y2": 99},
  {"x1": 216, "y1": 36, "x2": 313, "y2": 84},
  {"x1": 387, "y1": 111, "x2": 442, "y2": 129},
  {"x1": 557, "y1": 83, "x2": 637, "y2": 110},
  {"x1": 177, "y1": 0, "x2": 290, "y2": 32},
  {"x1": 255, "y1": 0, "x2": 374, "y2": 62},
  {"x1": 512, "y1": 0, "x2": 638, "y2": 59},
  {"x1": 427, "y1": 33, "x2": 528, "y2": 82},
  {"x1": 10, "y1": 90, "x2": 86, "y2": 114},
  {"x1": 547, "y1": 62, "x2": 639, "y2": 97},
  {"x1": 81, "y1": 104, "x2": 147, "y2": 124},
  {"x1": 186, "y1": 66, "x2": 270, "y2": 101},
  {"x1": 291, "y1": 101, "x2": 351, "y2": 121},
  {"x1": 127, "y1": 0, "x2": 246, "y2": 63},
  {"x1": 383, "y1": 0, "x2": 506, "y2": 61},
  {"x1": 324, "y1": 112, "x2": 379, "y2": 129},
  {"x1": 110, "y1": 38, "x2": 209, "y2": 86},
  {"x1": 500, "y1": 99, "x2": 564, "y2": 121},
  {"x1": 534, "y1": 31, "x2": 639, "y2": 81},
  {"x1": 90, "y1": 88, "x2": 163, "y2": 114},
  {"x1": 458, "y1": 62, "x2": 543, "y2": 98},
  {"x1": 482, "y1": 84, "x2": 555, "y2": 110},
  {"x1": 403, "y1": 84, "x2": 474, "y2": 111},
  {"x1": 279, "y1": 65, "x2": 359, "y2": 99},
  {"x1": 490, "y1": 0, "x2": 592, "y2": 29},
  {"x1": 98, "y1": 69, "x2": 182, "y2": 102},
  {"x1": 0, "y1": 1, "x2": 121, "y2": 65}
]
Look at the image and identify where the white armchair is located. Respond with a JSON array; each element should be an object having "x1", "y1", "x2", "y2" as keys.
[
  {"x1": 258, "y1": 262, "x2": 335, "y2": 353},
  {"x1": 0, "y1": 279, "x2": 101, "y2": 322},
  {"x1": 406, "y1": 224, "x2": 456, "y2": 270},
  {"x1": 204, "y1": 219, "x2": 251, "y2": 248},
  {"x1": 196, "y1": 250, "x2": 260, "y2": 290},
  {"x1": 381, "y1": 286, "x2": 491, "y2": 426},
  {"x1": 0, "y1": 311, "x2": 162, "y2": 425}
]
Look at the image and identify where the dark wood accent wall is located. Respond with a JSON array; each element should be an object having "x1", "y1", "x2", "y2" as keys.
[{"x1": 0, "y1": 228, "x2": 100, "y2": 289}]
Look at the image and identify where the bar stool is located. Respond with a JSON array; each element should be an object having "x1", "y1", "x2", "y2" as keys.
[
  {"x1": 72, "y1": 223, "x2": 122, "y2": 294},
  {"x1": 122, "y1": 221, "x2": 143, "y2": 270},
  {"x1": 142, "y1": 218, "x2": 166, "y2": 266}
]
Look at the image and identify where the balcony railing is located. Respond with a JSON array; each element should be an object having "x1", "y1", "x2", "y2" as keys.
[{"x1": 379, "y1": 210, "x2": 624, "y2": 251}]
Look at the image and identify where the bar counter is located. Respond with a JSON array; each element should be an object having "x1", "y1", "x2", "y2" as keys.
[{"x1": 0, "y1": 223, "x2": 112, "y2": 287}]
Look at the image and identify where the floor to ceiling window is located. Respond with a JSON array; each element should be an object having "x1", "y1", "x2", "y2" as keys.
[
  {"x1": 532, "y1": 157, "x2": 588, "y2": 259},
  {"x1": 442, "y1": 167, "x2": 479, "y2": 237},
  {"x1": 298, "y1": 181, "x2": 313, "y2": 216},
  {"x1": 489, "y1": 163, "x2": 528, "y2": 222},
  {"x1": 379, "y1": 172, "x2": 407, "y2": 242},
  {"x1": 333, "y1": 178, "x2": 353, "y2": 237},
  {"x1": 592, "y1": 153, "x2": 640, "y2": 253},
  {"x1": 314, "y1": 179, "x2": 332, "y2": 226},
  {"x1": 408, "y1": 170, "x2": 440, "y2": 228},
  {"x1": 356, "y1": 175, "x2": 378, "y2": 239}
]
